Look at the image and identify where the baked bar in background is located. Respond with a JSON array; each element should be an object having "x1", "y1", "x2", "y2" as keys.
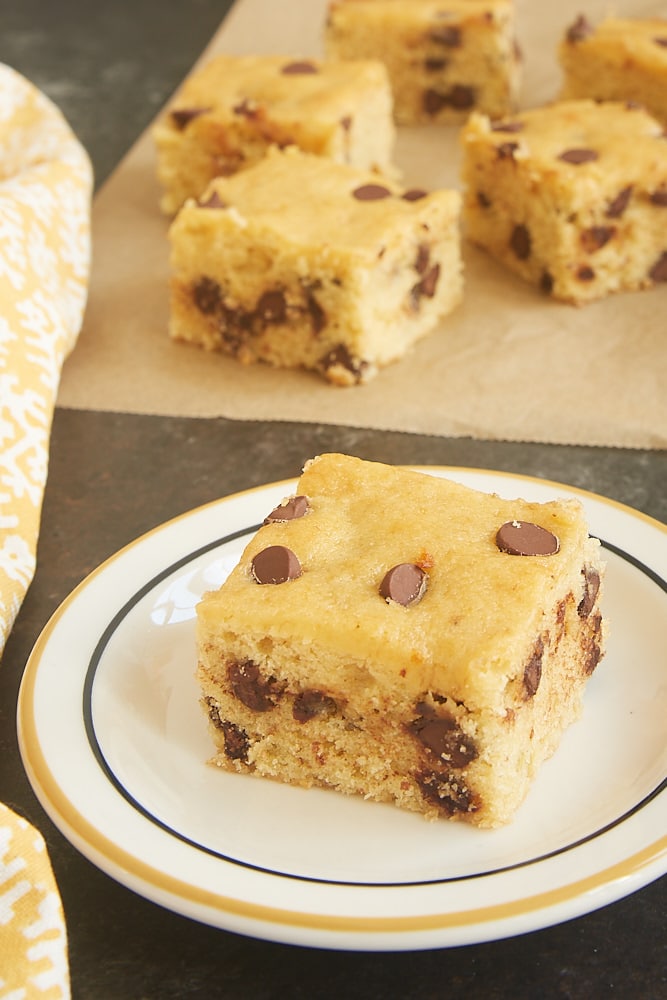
[
  {"x1": 460, "y1": 99, "x2": 667, "y2": 304},
  {"x1": 153, "y1": 53, "x2": 396, "y2": 213},
  {"x1": 559, "y1": 15, "x2": 667, "y2": 125},
  {"x1": 196, "y1": 453, "x2": 607, "y2": 828},
  {"x1": 324, "y1": 0, "x2": 521, "y2": 124},
  {"x1": 168, "y1": 147, "x2": 463, "y2": 385}
]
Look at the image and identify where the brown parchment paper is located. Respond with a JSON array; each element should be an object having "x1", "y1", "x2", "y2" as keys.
[{"x1": 57, "y1": 0, "x2": 667, "y2": 448}]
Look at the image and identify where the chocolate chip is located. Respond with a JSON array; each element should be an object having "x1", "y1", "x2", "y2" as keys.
[
  {"x1": 380, "y1": 563, "x2": 428, "y2": 607},
  {"x1": 424, "y1": 85, "x2": 475, "y2": 114},
  {"x1": 352, "y1": 183, "x2": 392, "y2": 201},
  {"x1": 583, "y1": 613, "x2": 603, "y2": 674},
  {"x1": 321, "y1": 344, "x2": 367, "y2": 381},
  {"x1": 198, "y1": 191, "x2": 227, "y2": 209},
  {"x1": 650, "y1": 189, "x2": 667, "y2": 206},
  {"x1": 204, "y1": 696, "x2": 224, "y2": 728},
  {"x1": 281, "y1": 60, "x2": 318, "y2": 74},
  {"x1": 649, "y1": 251, "x2": 667, "y2": 282},
  {"x1": 402, "y1": 188, "x2": 428, "y2": 201},
  {"x1": 228, "y1": 660, "x2": 283, "y2": 712},
  {"x1": 415, "y1": 244, "x2": 430, "y2": 275},
  {"x1": 558, "y1": 148, "x2": 599, "y2": 165},
  {"x1": 606, "y1": 186, "x2": 633, "y2": 218},
  {"x1": 577, "y1": 265, "x2": 596, "y2": 281},
  {"x1": 496, "y1": 520, "x2": 560, "y2": 556},
  {"x1": 220, "y1": 720, "x2": 250, "y2": 762},
  {"x1": 293, "y1": 689, "x2": 338, "y2": 723},
  {"x1": 305, "y1": 288, "x2": 326, "y2": 334},
  {"x1": 256, "y1": 289, "x2": 287, "y2": 323},
  {"x1": 411, "y1": 264, "x2": 441, "y2": 304},
  {"x1": 251, "y1": 545, "x2": 301, "y2": 584},
  {"x1": 477, "y1": 191, "x2": 491, "y2": 209},
  {"x1": 264, "y1": 495, "x2": 310, "y2": 523},
  {"x1": 540, "y1": 270, "x2": 554, "y2": 294},
  {"x1": 232, "y1": 98, "x2": 259, "y2": 119},
  {"x1": 523, "y1": 637, "x2": 543, "y2": 698},
  {"x1": 424, "y1": 58, "x2": 448, "y2": 71},
  {"x1": 416, "y1": 769, "x2": 476, "y2": 816},
  {"x1": 170, "y1": 106, "x2": 210, "y2": 130},
  {"x1": 490, "y1": 120, "x2": 524, "y2": 133},
  {"x1": 510, "y1": 224, "x2": 531, "y2": 260},
  {"x1": 566, "y1": 15, "x2": 594, "y2": 43},
  {"x1": 653, "y1": 37, "x2": 667, "y2": 47},
  {"x1": 580, "y1": 226, "x2": 615, "y2": 252},
  {"x1": 409, "y1": 705, "x2": 478, "y2": 766},
  {"x1": 578, "y1": 565, "x2": 601, "y2": 617},
  {"x1": 430, "y1": 25, "x2": 462, "y2": 47},
  {"x1": 193, "y1": 276, "x2": 221, "y2": 315}
]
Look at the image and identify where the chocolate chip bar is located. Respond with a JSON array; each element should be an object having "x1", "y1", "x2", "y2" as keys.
[
  {"x1": 196, "y1": 454, "x2": 607, "y2": 828},
  {"x1": 167, "y1": 146, "x2": 462, "y2": 385},
  {"x1": 559, "y1": 15, "x2": 667, "y2": 126},
  {"x1": 153, "y1": 53, "x2": 396, "y2": 214},
  {"x1": 324, "y1": 0, "x2": 521, "y2": 124},
  {"x1": 460, "y1": 99, "x2": 667, "y2": 304}
]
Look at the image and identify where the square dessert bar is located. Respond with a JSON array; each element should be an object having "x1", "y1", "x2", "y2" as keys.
[
  {"x1": 559, "y1": 15, "x2": 667, "y2": 126},
  {"x1": 196, "y1": 453, "x2": 607, "y2": 828},
  {"x1": 324, "y1": 0, "x2": 521, "y2": 124},
  {"x1": 168, "y1": 147, "x2": 463, "y2": 385},
  {"x1": 153, "y1": 53, "x2": 396, "y2": 214},
  {"x1": 460, "y1": 99, "x2": 667, "y2": 304}
]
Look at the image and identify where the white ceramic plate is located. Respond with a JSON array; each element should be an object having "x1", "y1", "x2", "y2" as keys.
[{"x1": 18, "y1": 468, "x2": 667, "y2": 951}]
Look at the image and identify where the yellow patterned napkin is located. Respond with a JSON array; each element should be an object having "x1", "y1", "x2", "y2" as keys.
[{"x1": 0, "y1": 63, "x2": 92, "y2": 998}]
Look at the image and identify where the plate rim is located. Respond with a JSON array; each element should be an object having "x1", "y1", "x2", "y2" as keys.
[{"x1": 17, "y1": 465, "x2": 667, "y2": 948}]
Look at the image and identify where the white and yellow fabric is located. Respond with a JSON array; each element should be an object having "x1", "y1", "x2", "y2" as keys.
[{"x1": 0, "y1": 63, "x2": 93, "y2": 998}]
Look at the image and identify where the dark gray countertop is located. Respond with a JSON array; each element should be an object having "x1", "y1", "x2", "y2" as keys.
[{"x1": 1, "y1": 3, "x2": 665, "y2": 997}]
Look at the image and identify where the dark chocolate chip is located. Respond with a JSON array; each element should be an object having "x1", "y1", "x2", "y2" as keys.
[
  {"x1": 204, "y1": 696, "x2": 224, "y2": 729},
  {"x1": 430, "y1": 25, "x2": 462, "y2": 47},
  {"x1": 490, "y1": 120, "x2": 524, "y2": 133},
  {"x1": 566, "y1": 15, "x2": 594, "y2": 43},
  {"x1": 264, "y1": 495, "x2": 310, "y2": 523},
  {"x1": 412, "y1": 263, "x2": 441, "y2": 302},
  {"x1": 198, "y1": 191, "x2": 227, "y2": 209},
  {"x1": 305, "y1": 288, "x2": 327, "y2": 334},
  {"x1": 409, "y1": 706, "x2": 478, "y2": 766},
  {"x1": 558, "y1": 148, "x2": 599, "y2": 165},
  {"x1": 650, "y1": 189, "x2": 667, "y2": 206},
  {"x1": 523, "y1": 637, "x2": 544, "y2": 698},
  {"x1": 496, "y1": 520, "x2": 560, "y2": 556},
  {"x1": 379, "y1": 563, "x2": 428, "y2": 607},
  {"x1": 402, "y1": 188, "x2": 429, "y2": 201},
  {"x1": 220, "y1": 720, "x2": 250, "y2": 762},
  {"x1": 424, "y1": 58, "x2": 448, "y2": 71},
  {"x1": 606, "y1": 186, "x2": 633, "y2": 218},
  {"x1": 424, "y1": 84, "x2": 475, "y2": 114},
  {"x1": 281, "y1": 60, "x2": 319, "y2": 74},
  {"x1": 256, "y1": 289, "x2": 287, "y2": 323},
  {"x1": 227, "y1": 660, "x2": 283, "y2": 712},
  {"x1": 415, "y1": 243, "x2": 430, "y2": 275},
  {"x1": 477, "y1": 191, "x2": 491, "y2": 209},
  {"x1": 170, "y1": 106, "x2": 210, "y2": 130},
  {"x1": 578, "y1": 565, "x2": 601, "y2": 617},
  {"x1": 251, "y1": 545, "x2": 301, "y2": 584},
  {"x1": 580, "y1": 226, "x2": 615, "y2": 252},
  {"x1": 352, "y1": 183, "x2": 392, "y2": 201},
  {"x1": 416, "y1": 769, "x2": 477, "y2": 816},
  {"x1": 293, "y1": 689, "x2": 338, "y2": 723},
  {"x1": 540, "y1": 270, "x2": 554, "y2": 294},
  {"x1": 193, "y1": 276, "x2": 221, "y2": 315},
  {"x1": 649, "y1": 251, "x2": 667, "y2": 282},
  {"x1": 232, "y1": 98, "x2": 259, "y2": 119},
  {"x1": 510, "y1": 224, "x2": 531, "y2": 260},
  {"x1": 653, "y1": 37, "x2": 667, "y2": 47},
  {"x1": 321, "y1": 344, "x2": 367, "y2": 381},
  {"x1": 583, "y1": 613, "x2": 603, "y2": 674},
  {"x1": 576, "y1": 265, "x2": 596, "y2": 281}
]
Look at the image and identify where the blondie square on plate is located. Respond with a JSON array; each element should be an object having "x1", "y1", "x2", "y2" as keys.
[{"x1": 196, "y1": 454, "x2": 607, "y2": 828}]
